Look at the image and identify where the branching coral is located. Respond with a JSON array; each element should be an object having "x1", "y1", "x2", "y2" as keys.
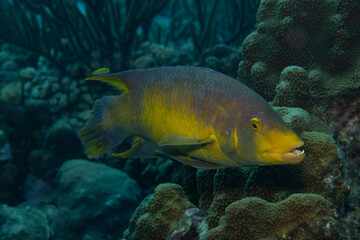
[{"x1": 0, "y1": 0, "x2": 168, "y2": 72}]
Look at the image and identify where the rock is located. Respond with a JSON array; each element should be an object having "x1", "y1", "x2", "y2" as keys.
[
  {"x1": 0, "y1": 81, "x2": 23, "y2": 104},
  {"x1": 19, "y1": 67, "x2": 37, "y2": 80},
  {"x1": 52, "y1": 159, "x2": 142, "y2": 240},
  {"x1": 44, "y1": 119, "x2": 82, "y2": 160},
  {"x1": 0, "y1": 204, "x2": 55, "y2": 240},
  {"x1": 1, "y1": 60, "x2": 18, "y2": 71},
  {"x1": 0, "y1": 130, "x2": 12, "y2": 162}
]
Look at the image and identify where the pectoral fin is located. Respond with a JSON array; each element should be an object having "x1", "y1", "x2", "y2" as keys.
[
  {"x1": 112, "y1": 136, "x2": 145, "y2": 158},
  {"x1": 158, "y1": 134, "x2": 215, "y2": 147},
  {"x1": 155, "y1": 150, "x2": 222, "y2": 169}
]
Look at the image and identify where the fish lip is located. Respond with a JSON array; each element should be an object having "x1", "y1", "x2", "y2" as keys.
[{"x1": 263, "y1": 143, "x2": 305, "y2": 164}]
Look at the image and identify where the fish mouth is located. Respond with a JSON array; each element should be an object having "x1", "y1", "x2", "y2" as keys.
[{"x1": 263, "y1": 143, "x2": 305, "y2": 164}]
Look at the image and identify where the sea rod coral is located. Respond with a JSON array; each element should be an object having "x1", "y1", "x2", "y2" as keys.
[{"x1": 0, "y1": 0, "x2": 168, "y2": 72}]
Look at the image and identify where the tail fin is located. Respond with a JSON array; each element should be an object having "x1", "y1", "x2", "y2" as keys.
[{"x1": 79, "y1": 96, "x2": 125, "y2": 158}]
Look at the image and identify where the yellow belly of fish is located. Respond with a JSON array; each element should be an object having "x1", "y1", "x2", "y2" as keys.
[{"x1": 139, "y1": 93, "x2": 238, "y2": 167}]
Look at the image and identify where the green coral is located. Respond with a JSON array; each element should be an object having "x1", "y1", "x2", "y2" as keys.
[
  {"x1": 124, "y1": 183, "x2": 205, "y2": 240},
  {"x1": 272, "y1": 66, "x2": 309, "y2": 108},
  {"x1": 238, "y1": 0, "x2": 360, "y2": 114},
  {"x1": 205, "y1": 194, "x2": 332, "y2": 240},
  {"x1": 125, "y1": 184, "x2": 335, "y2": 240}
]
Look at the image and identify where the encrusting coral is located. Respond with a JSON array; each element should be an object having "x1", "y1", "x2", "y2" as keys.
[
  {"x1": 125, "y1": 182, "x2": 335, "y2": 240},
  {"x1": 238, "y1": 0, "x2": 360, "y2": 115},
  {"x1": 205, "y1": 194, "x2": 332, "y2": 240},
  {"x1": 272, "y1": 66, "x2": 309, "y2": 108},
  {"x1": 124, "y1": 183, "x2": 207, "y2": 240}
]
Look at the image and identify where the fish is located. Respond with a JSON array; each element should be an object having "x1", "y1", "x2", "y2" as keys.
[{"x1": 79, "y1": 66, "x2": 305, "y2": 169}]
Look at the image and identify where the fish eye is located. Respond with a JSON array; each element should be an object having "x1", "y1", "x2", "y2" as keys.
[{"x1": 250, "y1": 117, "x2": 263, "y2": 132}]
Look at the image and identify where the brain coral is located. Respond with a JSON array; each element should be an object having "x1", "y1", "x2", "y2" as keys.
[
  {"x1": 238, "y1": 0, "x2": 360, "y2": 115},
  {"x1": 205, "y1": 193, "x2": 332, "y2": 240}
]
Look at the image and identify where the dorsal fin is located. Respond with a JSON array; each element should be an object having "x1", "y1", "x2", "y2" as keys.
[
  {"x1": 85, "y1": 69, "x2": 149, "y2": 94},
  {"x1": 85, "y1": 73, "x2": 130, "y2": 94}
]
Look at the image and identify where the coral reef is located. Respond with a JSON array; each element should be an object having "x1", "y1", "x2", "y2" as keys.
[
  {"x1": 205, "y1": 194, "x2": 332, "y2": 240},
  {"x1": 238, "y1": 0, "x2": 360, "y2": 114},
  {"x1": 198, "y1": 44, "x2": 242, "y2": 78},
  {"x1": 133, "y1": 42, "x2": 191, "y2": 69},
  {"x1": 124, "y1": 183, "x2": 207, "y2": 240},
  {"x1": 22, "y1": 59, "x2": 95, "y2": 114},
  {"x1": 272, "y1": 66, "x2": 309, "y2": 108},
  {"x1": 133, "y1": 40, "x2": 242, "y2": 77},
  {"x1": 322, "y1": 94, "x2": 360, "y2": 238},
  {"x1": 236, "y1": 1, "x2": 360, "y2": 235},
  {"x1": 53, "y1": 159, "x2": 142, "y2": 240},
  {"x1": 0, "y1": 203, "x2": 56, "y2": 240},
  {"x1": 0, "y1": 81, "x2": 23, "y2": 104},
  {"x1": 0, "y1": 0, "x2": 168, "y2": 72},
  {"x1": 124, "y1": 184, "x2": 336, "y2": 240}
]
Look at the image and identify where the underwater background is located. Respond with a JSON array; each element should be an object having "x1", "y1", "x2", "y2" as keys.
[{"x1": 0, "y1": 0, "x2": 359, "y2": 239}]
